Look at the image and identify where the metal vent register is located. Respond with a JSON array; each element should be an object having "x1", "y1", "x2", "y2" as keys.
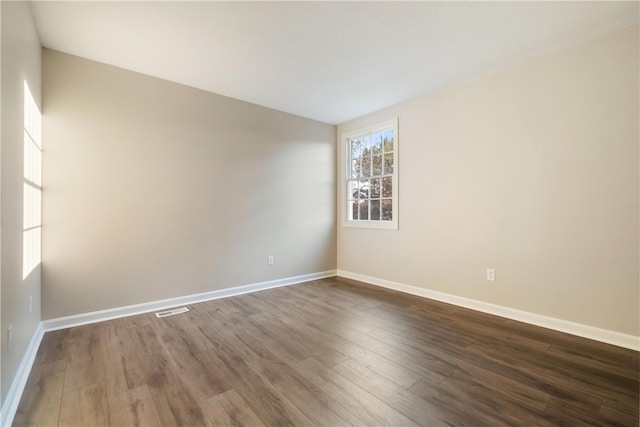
[{"x1": 154, "y1": 306, "x2": 190, "y2": 318}]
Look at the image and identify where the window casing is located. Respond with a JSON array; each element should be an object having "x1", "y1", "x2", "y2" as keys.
[{"x1": 343, "y1": 118, "x2": 398, "y2": 229}]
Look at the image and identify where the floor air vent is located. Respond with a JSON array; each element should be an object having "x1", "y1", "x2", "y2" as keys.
[{"x1": 155, "y1": 307, "x2": 190, "y2": 318}]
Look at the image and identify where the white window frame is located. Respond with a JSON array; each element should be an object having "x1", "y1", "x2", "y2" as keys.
[{"x1": 342, "y1": 118, "x2": 398, "y2": 230}]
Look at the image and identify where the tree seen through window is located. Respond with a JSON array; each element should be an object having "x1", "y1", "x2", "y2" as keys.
[{"x1": 347, "y1": 126, "x2": 395, "y2": 223}]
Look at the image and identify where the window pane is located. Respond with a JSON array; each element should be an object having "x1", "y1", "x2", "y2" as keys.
[
  {"x1": 359, "y1": 179, "x2": 369, "y2": 199},
  {"x1": 372, "y1": 133, "x2": 383, "y2": 155},
  {"x1": 372, "y1": 155, "x2": 382, "y2": 176},
  {"x1": 383, "y1": 153, "x2": 394, "y2": 174},
  {"x1": 348, "y1": 180, "x2": 358, "y2": 200},
  {"x1": 383, "y1": 130, "x2": 394, "y2": 153},
  {"x1": 351, "y1": 159, "x2": 361, "y2": 178},
  {"x1": 361, "y1": 135, "x2": 371, "y2": 156},
  {"x1": 382, "y1": 199, "x2": 392, "y2": 221},
  {"x1": 382, "y1": 176, "x2": 392, "y2": 198},
  {"x1": 370, "y1": 177, "x2": 380, "y2": 198},
  {"x1": 350, "y1": 201, "x2": 358, "y2": 220},
  {"x1": 350, "y1": 138, "x2": 361, "y2": 159},
  {"x1": 370, "y1": 200, "x2": 380, "y2": 221},
  {"x1": 362, "y1": 156, "x2": 371, "y2": 178},
  {"x1": 359, "y1": 200, "x2": 369, "y2": 220}
]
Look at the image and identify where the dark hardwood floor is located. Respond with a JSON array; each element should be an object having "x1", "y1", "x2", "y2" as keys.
[{"x1": 14, "y1": 277, "x2": 640, "y2": 426}]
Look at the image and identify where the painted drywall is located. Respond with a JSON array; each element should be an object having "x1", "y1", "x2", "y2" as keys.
[
  {"x1": 337, "y1": 25, "x2": 639, "y2": 336},
  {"x1": 1, "y1": 2, "x2": 42, "y2": 402},
  {"x1": 42, "y1": 50, "x2": 336, "y2": 319}
]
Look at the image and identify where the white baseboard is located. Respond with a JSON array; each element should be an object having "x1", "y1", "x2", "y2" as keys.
[
  {"x1": 337, "y1": 270, "x2": 640, "y2": 351},
  {"x1": 43, "y1": 270, "x2": 336, "y2": 331},
  {"x1": 0, "y1": 322, "x2": 45, "y2": 427}
]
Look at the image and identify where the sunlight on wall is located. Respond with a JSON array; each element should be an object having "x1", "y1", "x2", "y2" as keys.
[{"x1": 23, "y1": 81, "x2": 42, "y2": 279}]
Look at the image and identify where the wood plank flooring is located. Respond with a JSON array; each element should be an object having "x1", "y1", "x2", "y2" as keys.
[{"x1": 14, "y1": 277, "x2": 640, "y2": 426}]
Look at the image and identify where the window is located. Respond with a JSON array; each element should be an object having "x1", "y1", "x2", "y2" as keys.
[
  {"x1": 344, "y1": 118, "x2": 398, "y2": 229},
  {"x1": 23, "y1": 81, "x2": 42, "y2": 279}
]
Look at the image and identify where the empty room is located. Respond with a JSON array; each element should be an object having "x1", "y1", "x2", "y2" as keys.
[{"x1": 1, "y1": 1, "x2": 639, "y2": 426}]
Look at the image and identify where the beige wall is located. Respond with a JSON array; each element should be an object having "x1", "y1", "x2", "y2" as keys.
[
  {"x1": 337, "y1": 25, "x2": 639, "y2": 336},
  {"x1": 1, "y1": 2, "x2": 42, "y2": 401},
  {"x1": 42, "y1": 50, "x2": 336, "y2": 319}
]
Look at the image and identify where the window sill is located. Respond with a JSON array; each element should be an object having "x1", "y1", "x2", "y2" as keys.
[{"x1": 342, "y1": 220, "x2": 398, "y2": 230}]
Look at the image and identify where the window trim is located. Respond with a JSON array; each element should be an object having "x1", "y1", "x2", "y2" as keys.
[{"x1": 342, "y1": 117, "x2": 398, "y2": 230}]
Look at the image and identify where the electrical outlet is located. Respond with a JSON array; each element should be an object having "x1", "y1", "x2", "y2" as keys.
[
  {"x1": 267, "y1": 255, "x2": 274, "y2": 266},
  {"x1": 486, "y1": 269, "x2": 495, "y2": 282}
]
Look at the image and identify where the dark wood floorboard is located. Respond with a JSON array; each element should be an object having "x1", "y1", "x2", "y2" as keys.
[{"x1": 14, "y1": 277, "x2": 640, "y2": 426}]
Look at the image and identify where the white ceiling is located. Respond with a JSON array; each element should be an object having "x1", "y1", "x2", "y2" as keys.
[{"x1": 31, "y1": 1, "x2": 638, "y2": 124}]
